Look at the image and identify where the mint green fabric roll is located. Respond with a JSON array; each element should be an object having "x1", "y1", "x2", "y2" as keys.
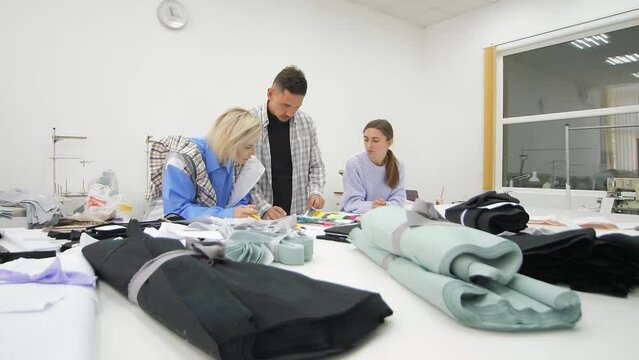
[
  {"x1": 349, "y1": 202, "x2": 581, "y2": 331},
  {"x1": 225, "y1": 230, "x2": 313, "y2": 266},
  {"x1": 367, "y1": 205, "x2": 522, "y2": 283}
]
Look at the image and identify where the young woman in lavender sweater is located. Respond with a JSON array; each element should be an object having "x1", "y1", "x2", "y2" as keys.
[{"x1": 340, "y1": 119, "x2": 406, "y2": 214}]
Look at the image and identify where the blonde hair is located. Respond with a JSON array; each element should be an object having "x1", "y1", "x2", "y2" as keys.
[{"x1": 207, "y1": 107, "x2": 261, "y2": 164}]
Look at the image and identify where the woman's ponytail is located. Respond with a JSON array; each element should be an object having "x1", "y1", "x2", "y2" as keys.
[{"x1": 385, "y1": 149, "x2": 399, "y2": 188}]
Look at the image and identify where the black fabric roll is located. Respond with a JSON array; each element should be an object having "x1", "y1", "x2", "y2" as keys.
[
  {"x1": 82, "y1": 222, "x2": 392, "y2": 359},
  {"x1": 445, "y1": 191, "x2": 529, "y2": 234}
]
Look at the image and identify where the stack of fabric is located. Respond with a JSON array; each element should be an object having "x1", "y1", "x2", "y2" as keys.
[
  {"x1": 212, "y1": 215, "x2": 314, "y2": 265},
  {"x1": 0, "y1": 189, "x2": 63, "y2": 228},
  {"x1": 82, "y1": 222, "x2": 393, "y2": 359},
  {"x1": 1, "y1": 206, "x2": 14, "y2": 219},
  {"x1": 225, "y1": 230, "x2": 314, "y2": 265},
  {"x1": 502, "y1": 228, "x2": 639, "y2": 297},
  {"x1": 444, "y1": 191, "x2": 639, "y2": 297},
  {"x1": 0, "y1": 247, "x2": 98, "y2": 360},
  {"x1": 145, "y1": 216, "x2": 314, "y2": 266},
  {"x1": 445, "y1": 191, "x2": 529, "y2": 234},
  {"x1": 349, "y1": 200, "x2": 581, "y2": 331}
]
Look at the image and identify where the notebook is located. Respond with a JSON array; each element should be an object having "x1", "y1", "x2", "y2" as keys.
[{"x1": 317, "y1": 223, "x2": 361, "y2": 242}]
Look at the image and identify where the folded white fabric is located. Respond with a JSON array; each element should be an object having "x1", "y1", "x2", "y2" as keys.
[
  {"x1": 0, "y1": 227, "x2": 62, "y2": 251},
  {"x1": 0, "y1": 247, "x2": 98, "y2": 360},
  {"x1": 147, "y1": 222, "x2": 225, "y2": 241}
]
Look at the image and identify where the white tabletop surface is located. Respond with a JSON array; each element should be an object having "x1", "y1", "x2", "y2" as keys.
[
  {"x1": 96, "y1": 238, "x2": 639, "y2": 360},
  {"x1": 3, "y1": 208, "x2": 639, "y2": 360}
]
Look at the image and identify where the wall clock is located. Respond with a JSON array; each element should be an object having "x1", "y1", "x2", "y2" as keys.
[{"x1": 157, "y1": 0, "x2": 188, "y2": 30}]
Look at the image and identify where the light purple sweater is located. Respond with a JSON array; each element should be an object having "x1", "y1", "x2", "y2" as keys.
[{"x1": 340, "y1": 151, "x2": 406, "y2": 214}]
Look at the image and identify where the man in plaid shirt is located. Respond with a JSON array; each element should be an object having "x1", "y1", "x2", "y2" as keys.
[{"x1": 250, "y1": 66, "x2": 326, "y2": 219}]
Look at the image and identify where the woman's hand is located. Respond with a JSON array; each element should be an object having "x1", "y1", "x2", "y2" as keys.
[
  {"x1": 371, "y1": 199, "x2": 387, "y2": 209},
  {"x1": 234, "y1": 204, "x2": 258, "y2": 218}
]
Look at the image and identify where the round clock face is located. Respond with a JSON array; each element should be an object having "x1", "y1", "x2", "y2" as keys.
[{"x1": 157, "y1": 0, "x2": 188, "y2": 30}]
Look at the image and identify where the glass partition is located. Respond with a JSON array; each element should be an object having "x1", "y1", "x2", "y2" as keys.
[{"x1": 503, "y1": 113, "x2": 639, "y2": 189}]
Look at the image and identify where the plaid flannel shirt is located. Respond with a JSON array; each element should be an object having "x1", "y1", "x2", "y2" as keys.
[
  {"x1": 250, "y1": 103, "x2": 326, "y2": 216},
  {"x1": 148, "y1": 135, "x2": 217, "y2": 207}
]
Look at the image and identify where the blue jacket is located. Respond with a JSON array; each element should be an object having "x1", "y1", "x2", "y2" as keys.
[{"x1": 162, "y1": 137, "x2": 250, "y2": 219}]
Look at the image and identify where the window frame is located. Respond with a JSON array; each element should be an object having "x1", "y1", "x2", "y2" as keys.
[{"x1": 494, "y1": 15, "x2": 639, "y2": 198}]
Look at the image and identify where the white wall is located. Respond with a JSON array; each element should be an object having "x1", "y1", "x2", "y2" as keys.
[
  {"x1": 419, "y1": 0, "x2": 639, "y2": 205},
  {"x1": 0, "y1": 0, "x2": 423, "y2": 215},
  {"x1": 2, "y1": 0, "x2": 639, "y2": 217}
]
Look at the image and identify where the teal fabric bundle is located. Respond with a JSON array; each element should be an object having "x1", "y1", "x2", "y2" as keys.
[
  {"x1": 349, "y1": 200, "x2": 581, "y2": 331},
  {"x1": 225, "y1": 230, "x2": 313, "y2": 266}
]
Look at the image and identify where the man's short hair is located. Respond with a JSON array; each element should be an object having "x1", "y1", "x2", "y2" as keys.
[{"x1": 273, "y1": 65, "x2": 307, "y2": 95}]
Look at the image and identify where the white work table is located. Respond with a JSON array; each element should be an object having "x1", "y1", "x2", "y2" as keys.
[
  {"x1": 96, "y1": 238, "x2": 639, "y2": 360},
  {"x1": 3, "y1": 210, "x2": 639, "y2": 360}
]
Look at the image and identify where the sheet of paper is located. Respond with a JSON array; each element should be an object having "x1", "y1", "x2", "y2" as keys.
[
  {"x1": 154, "y1": 222, "x2": 224, "y2": 241},
  {"x1": 528, "y1": 215, "x2": 566, "y2": 226},
  {"x1": 228, "y1": 156, "x2": 265, "y2": 207},
  {"x1": 573, "y1": 216, "x2": 618, "y2": 230}
]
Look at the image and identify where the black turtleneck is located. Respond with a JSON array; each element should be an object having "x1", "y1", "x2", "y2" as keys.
[{"x1": 267, "y1": 108, "x2": 292, "y2": 214}]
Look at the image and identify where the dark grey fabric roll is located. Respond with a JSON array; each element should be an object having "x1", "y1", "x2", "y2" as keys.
[{"x1": 82, "y1": 221, "x2": 392, "y2": 359}]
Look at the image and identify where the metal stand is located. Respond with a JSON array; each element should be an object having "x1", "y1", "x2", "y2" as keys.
[{"x1": 51, "y1": 127, "x2": 89, "y2": 198}]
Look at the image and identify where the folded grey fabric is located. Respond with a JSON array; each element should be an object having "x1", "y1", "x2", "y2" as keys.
[
  {"x1": 349, "y1": 200, "x2": 581, "y2": 331},
  {"x1": 0, "y1": 207, "x2": 12, "y2": 219},
  {"x1": 0, "y1": 189, "x2": 63, "y2": 228}
]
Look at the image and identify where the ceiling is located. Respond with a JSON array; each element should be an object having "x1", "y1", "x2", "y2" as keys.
[{"x1": 347, "y1": 0, "x2": 502, "y2": 28}]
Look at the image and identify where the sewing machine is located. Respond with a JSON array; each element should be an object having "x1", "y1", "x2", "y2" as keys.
[{"x1": 605, "y1": 177, "x2": 639, "y2": 214}]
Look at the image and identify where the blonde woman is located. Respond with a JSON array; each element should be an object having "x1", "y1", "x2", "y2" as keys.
[
  {"x1": 340, "y1": 119, "x2": 406, "y2": 214},
  {"x1": 162, "y1": 107, "x2": 261, "y2": 219}
]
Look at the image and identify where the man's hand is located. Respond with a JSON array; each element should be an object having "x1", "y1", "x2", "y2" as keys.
[
  {"x1": 306, "y1": 194, "x2": 325, "y2": 210},
  {"x1": 263, "y1": 206, "x2": 287, "y2": 220},
  {"x1": 234, "y1": 204, "x2": 258, "y2": 218},
  {"x1": 371, "y1": 199, "x2": 387, "y2": 209}
]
